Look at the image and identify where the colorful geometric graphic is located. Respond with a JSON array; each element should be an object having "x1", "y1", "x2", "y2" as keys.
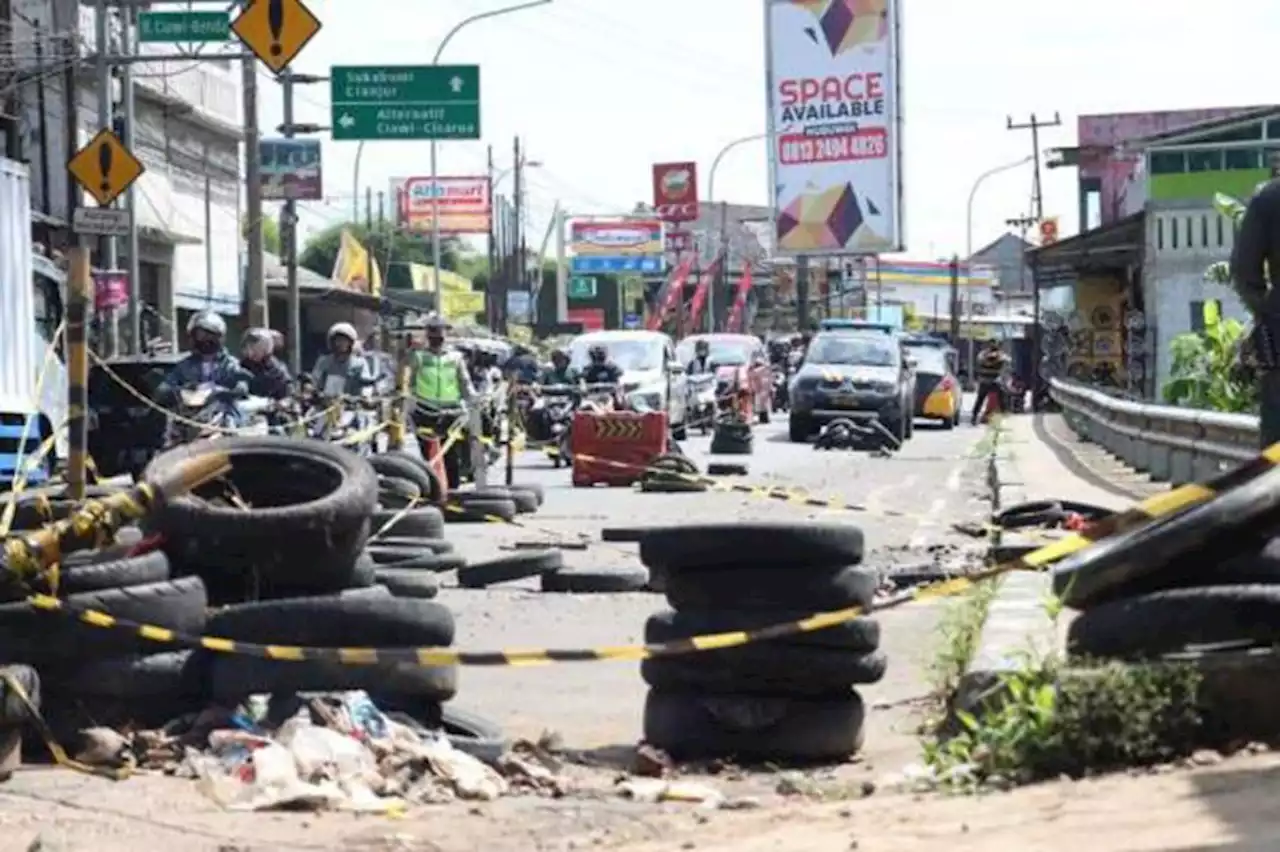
[
  {"x1": 776, "y1": 183, "x2": 886, "y2": 252},
  {"x1": 788, "y1": 0, "x2": 887, "y2": 56}
]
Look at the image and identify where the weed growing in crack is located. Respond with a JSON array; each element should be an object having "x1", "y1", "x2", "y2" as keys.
[{"x1": 925, "y1": 578, "x2": 1000, "y2": 700}]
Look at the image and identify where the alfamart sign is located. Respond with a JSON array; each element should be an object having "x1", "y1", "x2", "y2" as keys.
[{"x1": 765, "y1": 0, "x2": 904, "y2": 256}]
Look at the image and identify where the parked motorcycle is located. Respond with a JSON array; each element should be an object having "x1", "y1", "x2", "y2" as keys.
[
  {"x1": 772, "y1": 371, "x2": 790, "y2": 412},
  {"x1": 166, "y1": 384, "x2": 266, "y2": 446},
  {"x1": 534, "y1": 384, "x2": 579, "y2": 468},
  {"x1": 305, "y1": 391, "x2": 382, "y2": 455},
  {"x1": 686, "y1": 373, "x2": 717, "y2": 435}
]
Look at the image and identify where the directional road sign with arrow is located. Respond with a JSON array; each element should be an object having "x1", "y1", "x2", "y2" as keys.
[{"x1": 329, "y1": 65, "x2": 480, "y2": 142}]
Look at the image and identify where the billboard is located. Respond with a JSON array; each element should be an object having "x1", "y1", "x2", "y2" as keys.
[
  {"x1": 765, "y1": 0, "x2": 903, "y2": 256},
  {"x1": 393, "y1": 176, "x2": 491, "y2": 234},
  {"x1": 652, "y1": 162, "x2": 699, "y2": 222},
  {"x1": 569, "y1": 219, "x2": 664, "y2": 274},
  {"x1": 260, "y1": 138, "x2": 322, "y2": 201}
]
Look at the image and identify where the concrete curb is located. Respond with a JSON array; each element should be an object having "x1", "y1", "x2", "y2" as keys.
[{"x1": 953, "y1": 417, "x2": 1060, "y2": 719}]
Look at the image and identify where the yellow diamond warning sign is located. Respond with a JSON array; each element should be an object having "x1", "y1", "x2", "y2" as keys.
[
  {"x1": 593, "y1": 417, "x2": 644, "y2": 441},
  {"x1": 232, "y1": 0, "x2": 321, "y2": 74},
  {"x1": 68, "y1": 128, "x2": 145, "y2": 207}
]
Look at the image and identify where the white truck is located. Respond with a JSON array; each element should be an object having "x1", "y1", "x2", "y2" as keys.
[{"x1": 0, "y1": 155, "x2": 68, "y2": 484}]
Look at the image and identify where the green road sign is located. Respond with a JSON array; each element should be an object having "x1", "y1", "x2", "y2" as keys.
[
  {"x1": 330, "y1": 65, "x2": 480, "y2": 141},
  {"x1": 569, "y1": 276, "x2": 597, "y2": 299},
  {"x1": 138, "y1": 11, "x2": 230, "y2": 43}
]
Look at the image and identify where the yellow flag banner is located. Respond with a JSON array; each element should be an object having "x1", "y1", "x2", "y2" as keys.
[{"x1": 331, "y1": 230, "x2": 383, "y2": 295}]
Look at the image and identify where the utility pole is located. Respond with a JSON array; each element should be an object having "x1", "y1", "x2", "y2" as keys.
[
  {"x1": 508, "y1": 135, "x2": 521, "y2": 336},
  {"x1": 121, "y1": 5, "x2": 140, "y2": 353},
  {"x1": 486, "y1": 144, "x2": 496, "y2": 328},
  {"x1": 796, "y1": 256, "x2": 810, "y2": 332},
  {"x1": 243, "y1": 56, "x2": 266, "y2": 328},
  {"x1": 714, "y1": 201, "x2": 729, "y2": 333},
  {"x1": 94, "y1": 0, "x2": 117, "y2": 353},
  {"x1": 948, "y1": 254, "x2": 960, "y2": 344},
  {"x1": 1008, "y1": 112, "x2": 1062, "y2": 410}
]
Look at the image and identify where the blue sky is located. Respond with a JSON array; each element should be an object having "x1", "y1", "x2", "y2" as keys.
[{"x1": 265, "y1": 0, "x2": 1280, "y2": 261}]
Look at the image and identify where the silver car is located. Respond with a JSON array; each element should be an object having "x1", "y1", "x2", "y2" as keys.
[{"x1": 788, "y1": 332, "x2": 916, "y2": 444}]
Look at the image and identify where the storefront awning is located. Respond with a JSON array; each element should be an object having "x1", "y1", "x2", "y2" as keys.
[{"x1": 1029, "y1": 211, "x2": 1145, "y2": 287}]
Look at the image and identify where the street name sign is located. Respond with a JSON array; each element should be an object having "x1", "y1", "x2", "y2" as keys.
[
  {"x1": 330, "y1": 65, "x2": 480, "y2": 141},
  {"x1": 138, "y1": 11, "x2": 230, "y2": 43}
]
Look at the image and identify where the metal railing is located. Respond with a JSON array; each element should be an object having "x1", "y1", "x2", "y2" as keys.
[{"x1": 1048, "y1": 378, "x2": 1259, "y2": 485}]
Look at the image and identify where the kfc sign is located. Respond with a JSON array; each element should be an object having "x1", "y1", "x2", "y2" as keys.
[{"x1": 652, "y1": 161, "x2": 699, "y2": 223}]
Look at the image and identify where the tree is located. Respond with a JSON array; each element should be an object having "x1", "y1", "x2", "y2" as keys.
[
  {"x1": 298, "y1": 222, "x2": 463, "y2": 290},
  {"x1": 242, "y1": 215, "x2": 281, "y2": 255}
]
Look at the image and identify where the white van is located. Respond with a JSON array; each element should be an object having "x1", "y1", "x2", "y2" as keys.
[{"x1": 1, "y1": 156, "x2": 68, "y2": 484}]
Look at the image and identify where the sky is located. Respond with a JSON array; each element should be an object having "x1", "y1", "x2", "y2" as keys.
[{"x1": 261, "y1": 0, "x2": 1280, "y2": 263}]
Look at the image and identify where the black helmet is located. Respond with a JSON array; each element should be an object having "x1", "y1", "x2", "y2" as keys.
[
  {"x1": 588, "y1": 344, "x2": 607, "y2": 362},
  {"x1": 551, "y1": 348, "x2": 569, "y2": 364},
  {"x1": 694, "y1": 339, "x2": 710, "y2": 355}
]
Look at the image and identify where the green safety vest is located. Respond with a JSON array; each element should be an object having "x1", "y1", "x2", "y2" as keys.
[{"x1": 414, "y1": 352, "x2": 462, "y2": 402}]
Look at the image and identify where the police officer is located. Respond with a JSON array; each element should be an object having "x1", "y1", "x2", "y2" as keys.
[
  {"x1": 410, "y1": 315, "x2": 475, "y2": 487},
  {"x1": 971, "y1": 340, "x2": 1009, "y2": 425},
  {"x1": 1231, "y1": 154, "x2": 1280, "y2": 447},
  {"x1": 687, "y1": 339, "x2": 713, "y2": 375},
  {"x1": 580, "y1": 343, "x2": 623, "y2": 385}
]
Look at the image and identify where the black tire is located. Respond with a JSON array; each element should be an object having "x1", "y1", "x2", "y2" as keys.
[
  {"x1": 58, "y1": 527, "x2": 146, "y2": 567},
  {"x1": 444, "y1": 498, "x2": 516, "y2": 524},
  {"x1": 457, "y1": 549, "x2": 563, "y2": 588},
  {"x1": 637, "y1": 522, "x2": 864, "y2": 574},
  {"x1": 42, "y1": 651, "x2": 205, "y2": 699},
  {"x1": 452, "y1": 488, "x2": 513, "y2": 504},
  {"x1": 644, "y1": 609, "x2": 881, "y2": 652},
  {"x1": 664, "y1": 565, "x2": 877, "y2": 611},
  {"x1": 145, "y1": 436, "x2": 378, "y2": 596},
  {"x1": 440, "y1": 706, "x2": 506, "y2": 765},
  {"x1": 706, "y1": 462, "x2": 748, "y2": 476},
  {"x1": 642, "y1": 648, "x2": 887, "y2": 696},
  {"x1": 601, "y1": 527, "x2": 645, "y2": 543},
  {"x1": 369, "y1": 453, "x2": 442, "y2": 504},
  {"x1": 1067, "y1": 585, "x2": 1280, "y2": 660},
  {"x1": 788, "y1": 414, "x2": 810, "y2": 443},
  {"x1": 366, "y1": 543, "x2": 456, "y2": 565},
  {"x1": 57, "y1": 551, "x2": 172, "y2": 595},
  {"x1": 639, "y1": 477, "x2": 707, "y2": 494},
  {"x1": 511, "y1": 483, "x2": 545, "y2": 505},
  {"x1": 994, "y1": 500, "x2": 1064, "y2": 530},
  {"x1": 506, "y1": 488, "x2": 539, "y2": 514},
  {"x1": 206, "y1": 593, "x2": 455, "y2": 646},
  {"x1": 375, "y1": 568, "x2": 440, "y2": 598},
  {"x1": 642, "y1": 689, "x2": 865, "y2": 762},
  {"x1": 344, "y1": 551, "x2": 379, "y2": 588},
  {"x1": 0, "y1": 665, "x2": 40, "y2": 725},
  {"x1": 209, "y1": 653, "x2": 458, "y2": 704},
  {"x1": 1050, "y1": 464, "x2": 1280, "y2": 609},
  {"x1": 0, "y1": 577, "x2": 208, "y2": 666},
  {"x1": 366, "y1": 536, "x2": 455, "y2": 554},
  {"x1": 378, "y1": 475, "x2": 422, "y2": 508},
  {"x1": 380, "y1": 552, "x2": 468, "y2": 573},
  {"x1": 370, "y1": 507, "x2": 445, "y2": 539},
  {"x1": 540, "y1": 567, "x2": 649, "y2": 593}
]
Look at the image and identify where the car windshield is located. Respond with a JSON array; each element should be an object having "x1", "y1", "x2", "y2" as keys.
[
  {"x1": 907, "y1": 346, "x2": 950, "y2": 375},
  {"x1": 675, "y1": 337, "x2": 753, "y2": 366},
  {"x1": 569, "y1": 337, "x2": 662, "y2": 372},
  {"x1": 807, "y1": 335, "x2": 897, "y2": 367}
]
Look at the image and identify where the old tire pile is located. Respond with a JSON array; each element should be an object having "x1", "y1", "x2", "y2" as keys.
[
  {"x1": 708, "y1": 415, "x2": 752, "y2": 456},
  {"x1": 639, "y1": 453, "x2": 706, "y2": 494},
  {"x1": 443, "y1": 483, "x2": 544, "y2": 523},
  {"x1": 634, "y1": 521, "x2": 883, "y2": 763},
  {"x1": 1052, "y1": 465, "x2": 1280, "y2": 741}
]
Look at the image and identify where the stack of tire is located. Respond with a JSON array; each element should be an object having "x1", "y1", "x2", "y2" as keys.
[
  {"x1": 0, "y1": 437, "x2": 461, "y2": 739},
  {"x1": 634, "y1": 521, "x2": 884, "y2": 762},
  {"x1": 709, "y1": 414, "x2": 752, "y2": 456}
]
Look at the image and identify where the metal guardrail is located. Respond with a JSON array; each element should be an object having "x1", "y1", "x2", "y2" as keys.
[{"x1": 1048, "y1": 377, "x2": 1259, "y2": 486}]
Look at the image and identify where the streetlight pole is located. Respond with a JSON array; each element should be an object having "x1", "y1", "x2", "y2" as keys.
[
  {"x1": 706, "y1": 132, "x2": 767, "y2": 333},
  {"x1": 428, "y1": 0, "x2": 552, "y2": 281}
]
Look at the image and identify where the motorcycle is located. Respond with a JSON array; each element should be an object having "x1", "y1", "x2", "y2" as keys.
[
  {"x1": 166, "y1": 384, "x2": 266, "y2": 446},
  {"x1": 580, "y1": 382, "x2": 619, "y2": 415},
  {"x1": 685, "y1": 373, "x2": 717, "y2": 435},
  {"x1": 305, "y1": 391, "x2": 382, "y2": 455},
  {"x1": 772, "y1": 370, "x2": 790, "y2": 412},
  {"x1": 539, "y1": 384, "x2": 579, "y2": 468}
]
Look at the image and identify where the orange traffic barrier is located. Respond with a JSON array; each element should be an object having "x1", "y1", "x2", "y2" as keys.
[{"x1": 571, "y1": 410, "x2": 668, "y2": 487}]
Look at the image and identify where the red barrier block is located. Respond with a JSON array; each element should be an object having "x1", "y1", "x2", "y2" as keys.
[{"x1": 571, "y1": 410, "x2": 669, "y2": 487}]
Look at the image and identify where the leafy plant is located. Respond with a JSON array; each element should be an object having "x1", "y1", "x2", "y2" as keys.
[{"x1": 1163, "y1": 287, "x2": 1258, "y2": 413}]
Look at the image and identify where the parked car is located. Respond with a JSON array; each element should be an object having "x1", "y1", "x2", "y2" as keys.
[
  {"x1": 788, "y1": 331, "x2": 916, "y2": 444},
  {"x1": 904, "y1": 340, "x2": 961, "y2": 428},
  {"x1": 675, "y1": 333, "x2": 774, "y2": 424},
  {"x1": 567, "y1": 329, "x2": 690, "y2": 439}
]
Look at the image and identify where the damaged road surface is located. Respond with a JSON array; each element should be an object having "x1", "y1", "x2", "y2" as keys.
[{"x1": 1, "y1": 418, "x2": 999, "y2": 851}]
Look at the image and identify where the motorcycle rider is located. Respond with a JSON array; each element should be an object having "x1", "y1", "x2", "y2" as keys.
[
  {"x1": 309, "y1": 322, "x2": 376, "y2": 398},
  {"x1": 687, "y1": 339, "x2": 714, "y2": 375},
  {"x1": 972, "y1": 340, "x2": 1010, "y2": 425},
  {"x1": 580, "y1": 343, "x2": 622, "y2": 385},
  {"x1": 539, "y1": 349, "x2": 578, "y2": 386},
  {"x1": 239, "y1": 328, "x2": 292, "y2": 399},
  {"x1": 410, "y1": 315, "x2": 475, "y2": 488},
  {"x1": 156, "y1": 311, "x2": 250, "y2": 402}
]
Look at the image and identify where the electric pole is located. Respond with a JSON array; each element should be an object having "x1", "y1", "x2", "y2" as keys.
[
  {"x1": 94, "y1": 0, "x2": 118, "y2": 354},
  {"x1": 486, "y1": 144, "x2": 496, "y2": 328},
  {"x1": 1008, "y1": 112, "x2": 1061, "y2": 410},
  {"x1": 243, "y1": 56, "x2": 266, "y2": 329},
  {"x1": 509, "y1": 135, "x2": 522, "y2": 336},
  {"x1": 948, "y1": 254, "x2": 960, "y2": 344}
]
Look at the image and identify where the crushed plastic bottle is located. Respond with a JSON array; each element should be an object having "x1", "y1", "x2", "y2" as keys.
[{"x1": 343, "y1": 690, "x2": 388, "y2": 742}]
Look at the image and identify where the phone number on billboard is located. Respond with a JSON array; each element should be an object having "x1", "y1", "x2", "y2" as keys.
[{"x1": 778, "y1": 129, "x2": 887, "y2": 165}]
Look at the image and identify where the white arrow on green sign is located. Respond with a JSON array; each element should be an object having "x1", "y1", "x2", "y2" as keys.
[
  {"x1": 329, "y1": 65, "x2": 480, "y2": 141},
  {"x1": 568, "y1": 276, "x2": 597, "y2": 299}
]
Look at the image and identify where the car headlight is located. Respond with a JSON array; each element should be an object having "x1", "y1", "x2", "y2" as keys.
[{"x1": 871, "y1": 382, "x2": 896, "y2": 395}]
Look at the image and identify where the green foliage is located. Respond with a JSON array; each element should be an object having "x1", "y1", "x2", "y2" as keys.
[
  {"x1": 243, "y1": 215, "x2": 281, "y2": 255},
  {"x1": 1162, "y1": 300, "x2": 1258, "y2": 413},
  {"x1": 924, "y1": 655, "x2": 1202, "y2": 789},
  {"x1": 297, "y1": 222, "x2": 465, "y2": 290},
  {"x1": 927, "y1": 579, "x2": 1000, "y2": 698}
]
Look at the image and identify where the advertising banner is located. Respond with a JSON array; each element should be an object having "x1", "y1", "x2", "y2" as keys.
[
  {"x1": 567, "y1": 307, "x2": 606, "y2": 331},
  {"x1": 765, "y1": 0, "x2": 903, "y2": 256},
  {"x1": 393, "y1": 176, "x2": 491, "y2": 234},
  {"x1": 726, "y1": 263, "x2": 754, "y2": 333},
  {"x1": 652, "y1": 162, "x2": 699, "y2": 222},
  {"x1": 569, "y1": 219, "x2": 664, "y2": 274},
  {"x1": 93, "y1": 271, "x2": 128, "y2": 312},
  {"x1": 647, "y1": 256, "x2": 694, "y2": 331},
  {"x1": 260, "y1": 139, "x2": 322, "y2": 201}
]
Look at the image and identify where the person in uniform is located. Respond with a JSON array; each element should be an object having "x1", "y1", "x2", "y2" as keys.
[
  {"x1": 1230, "y1": 155, "x2": 1280, "y2": 447},
  {"x1": 410, "y1": 315, "x2": 475, "y2": 487}
]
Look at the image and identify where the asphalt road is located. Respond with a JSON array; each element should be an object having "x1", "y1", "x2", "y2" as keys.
[{"x1": 437, "y1": 410, "x2": 996, "y2": 761}]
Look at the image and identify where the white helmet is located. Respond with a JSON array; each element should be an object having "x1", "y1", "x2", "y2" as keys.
[
  {"x1": 423, "y1": 313, "x2": 447, "y2": 331},
  {"x1": 187, "y1": 310, "x2": 226, "y2": 337},
  {"x1": 327, "y1": 322, "x2": 358, "y2": 344}
]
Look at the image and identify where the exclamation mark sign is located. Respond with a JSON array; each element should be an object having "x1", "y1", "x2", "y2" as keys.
[
  {"x1": 97, "y1": 140, "x2": 113, "y2": 196},
  {"x1": 267, "y1": 0, "x2": 284, "y2": 57}
]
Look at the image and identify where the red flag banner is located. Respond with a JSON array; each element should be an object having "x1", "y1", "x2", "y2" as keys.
[
  {"x1": 725, "y1": 263, "x2": 754, "y2": 333},
  {"x1": 686, "y1": 256, "x2": 722, "y2": 332},
  {"x1": 647, "y1": 256, "x2": 694, "y2": 331}
]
